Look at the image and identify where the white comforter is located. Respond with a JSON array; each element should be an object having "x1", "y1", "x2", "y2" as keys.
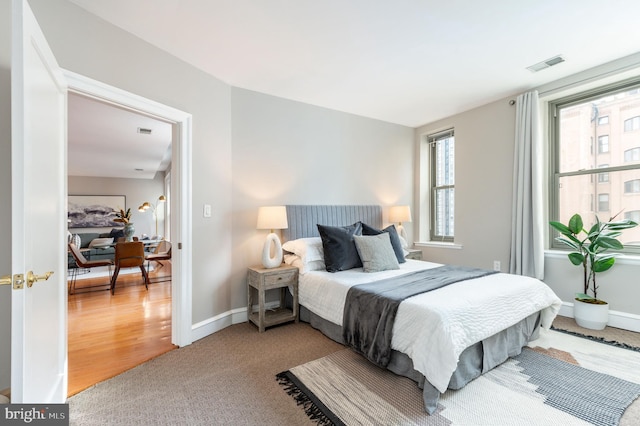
[{"x1": 298, "y1": 260, "x2": 562, "y2": 393}]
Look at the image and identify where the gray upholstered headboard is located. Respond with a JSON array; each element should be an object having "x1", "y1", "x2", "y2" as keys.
[{"x1": 282, "y1": 205, "x2": 382, "y2": 242}]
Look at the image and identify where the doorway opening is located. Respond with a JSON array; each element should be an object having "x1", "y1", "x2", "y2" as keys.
[{"x1": 63, "y1": 70, "x2": 193, "y2": 395}]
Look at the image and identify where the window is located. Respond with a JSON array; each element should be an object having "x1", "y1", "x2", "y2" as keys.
[
  {"x1": 597, "y1": 164, "x2": 609, "y2": 183},
  {"x1": 626, "y1": 210, "x2": 640, "y2": 223},
  {"x1": 625, "y1": 179, "x2": 640, "y2": 193},
  {"x1": 624, "y1": 116, "x2": 640, "y2": 132},
  {"x1": 550, "y1": 79, "x2": 640, "y2": 251},
  {"x1": 429, "y1": 129, "x2": 455, "y2": 242},
  {"x1": 598, "y1": 193, "x2": 609, "y2": 211},
  {"x1": 598, "y1": 135, "x2": 609, "y2": 153},
  {"x1": 598, "y1": 116, "x2": 609, "y2": 125},
  {"x1": 625, "y1": 147, "x2": 640, "y2": 162}
]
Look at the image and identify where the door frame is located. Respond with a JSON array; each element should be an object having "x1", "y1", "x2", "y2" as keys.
[{"x1": 64, "y1": 70, "x2": 193, "y2": 347}]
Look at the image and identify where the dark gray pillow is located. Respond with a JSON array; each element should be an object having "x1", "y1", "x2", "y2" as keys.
[
  {"x1": 109, "y1": 228, "x2": 125, "y2": 239},
  {"x1": 317, "y1": 222, "x2": 363, "y2": 272},
  {"x1": 361, "y1": 222, "x2": 406, "y2": 263}
]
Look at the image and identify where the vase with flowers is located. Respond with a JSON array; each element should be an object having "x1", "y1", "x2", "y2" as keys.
[{"x1": 114, "y1": 208, "x2": 135, "y2": 241}]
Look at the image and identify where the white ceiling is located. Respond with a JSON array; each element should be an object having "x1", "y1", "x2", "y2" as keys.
[
  {"x1": 68, "y1": 93, "x2": 172, "y2": 179},
  {"x1": 66, "y1": 0, "x2": 640, "y2": 178}
]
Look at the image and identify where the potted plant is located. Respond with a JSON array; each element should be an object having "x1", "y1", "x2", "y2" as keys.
[
  {"x1": 114, "y1": 208, "x2": 135, "y2": 241},
  {"x1": 549, "y1": 212, "x2": 637, "y2": 330}
]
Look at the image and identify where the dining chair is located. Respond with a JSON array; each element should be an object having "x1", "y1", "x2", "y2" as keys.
[
  {"x1": 110, "y1": 241, "x2": 149, "y2": 295},
  {"x1": 146, "y1": 240, "x2": 172, "y2": 269},
  {"x1": 145, "y1": 241, "x2": 172, "y2": 283},
  {"x1": 68, "y1": 243, "x2": 114, "y2": 294}
]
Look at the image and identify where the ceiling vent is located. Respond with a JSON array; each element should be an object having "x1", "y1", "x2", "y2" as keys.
[
  {"x1": 137, "y1": 127, "x2": 152, "y2": 135},
  {"x1": 526, "y1": 55, "x2": 565, "y2": 73}
]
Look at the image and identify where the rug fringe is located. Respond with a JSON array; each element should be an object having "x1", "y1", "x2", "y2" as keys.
[
  {"x1": 551, "y1": 326, "x2": 640, "y2": 352},
  {"x1": 276, "y1": 371, "x2": 337, "y2": 426}
]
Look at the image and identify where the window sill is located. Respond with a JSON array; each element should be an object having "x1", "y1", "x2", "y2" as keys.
[
  {"x1": 415, "y1": 241, "x2": 463, "y2": 250},
  {"x1": 545, "y1": 250, "x2": 640, "y2": 265}
]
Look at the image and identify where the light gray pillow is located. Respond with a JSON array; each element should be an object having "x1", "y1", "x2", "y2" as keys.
[
  {"x1": 353, "y1": 233, "x2": 400, "y2": 273},
  {"x1": 88, "y1": 237, "x2": 114, "y2": 248}
]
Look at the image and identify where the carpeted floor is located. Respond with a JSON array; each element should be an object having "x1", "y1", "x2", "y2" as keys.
[
  {"x1": 67, "y1": 316, "x2": 640, "y2": 425},
  {"x1": 68, "y1": 322, "x2": 344, "y2": 425}
]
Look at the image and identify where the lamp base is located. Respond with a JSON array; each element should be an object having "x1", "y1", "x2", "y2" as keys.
[{"x1": 262, "y1": 233, "x2": 283, "y2": 268}]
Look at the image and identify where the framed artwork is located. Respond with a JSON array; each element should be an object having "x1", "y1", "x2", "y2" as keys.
[{"x1": 68, "y1": 195, "x2": 126, "y2": 228}]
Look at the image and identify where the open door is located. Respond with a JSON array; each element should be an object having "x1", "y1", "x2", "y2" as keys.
[{"x1": 9, "y1": 0, "x2": 68, "y2": 402}]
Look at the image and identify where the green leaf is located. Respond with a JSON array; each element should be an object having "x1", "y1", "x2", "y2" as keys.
[
  {"x1": 608, "y1": 222, "x2": 638, "y2": 231},
  {"x1": 600, "y1": 230, "x2": 622, "y2": 239},
  {"x1": 596, "y1": 236, "x2": 623, "y2": 250},
  {"x1": 575, "y1": 292, "x2": 594, "y2": 301},
  {"x1": 568, "y1": 214, "x2": 583, "y2": 234},
  {"x1": 555, "y1": 236, "x2": 580, "y2": 250},
  {"x1": 587, "y1": 223, "x2": 601, "y2": 238},
  {"x1": 568, "y1": 252, "x2": 584, "y2": 265},
  {"x1": 593, "y1": 256, "x2": 615, "y2": 272},
  {"x1": 549, "y1": 221, "x2": 571, "y2": 234}
]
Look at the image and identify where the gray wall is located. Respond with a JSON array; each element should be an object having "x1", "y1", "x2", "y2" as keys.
[
  {"x1": 3, "y1": 0, "x2": 638, "y2": 394},
  {"x1": 32, "y1": 0, "x2": 415, "y2": 322},
  {"x1": 230, "y1": 88, "x2": 415, "y2": 309},
  {"x1": 68, "y1": 175, "x2": 166, "y2": 238},
  {"x1": 414, "y1": 70, "x2": 640, "y2": 317},
  {"x1": 26, "y1": 0, "x2": 234, "y2": 328},
  {"x1": 0, "y1": 0, "x2": 414, "y2": 390},
  {"x1": 414, "y1": 98, "x2": 516, "y2": 271}
]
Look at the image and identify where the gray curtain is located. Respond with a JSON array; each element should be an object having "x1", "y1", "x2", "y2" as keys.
[{"x1": 510, "y1": 91, "x2": 544, "y2": 279}]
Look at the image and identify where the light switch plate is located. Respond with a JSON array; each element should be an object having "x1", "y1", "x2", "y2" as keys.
[{"x1": 203, "y1": 204, "x2": 212, "y2": 218}]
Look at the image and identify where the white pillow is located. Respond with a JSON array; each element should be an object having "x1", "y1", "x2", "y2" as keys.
[
  {"x1": 88, "y1": 237, "x2": 114, "y2": 248},
  {"x1": 284, "y1": 254, "x2": 325, "y2": 274},
  {"x1": 353, "y1": 233, "x2": 400, "y2": 273},
  {"x1": 282, "y1": 237, "x2": 324, "y2": 262}
]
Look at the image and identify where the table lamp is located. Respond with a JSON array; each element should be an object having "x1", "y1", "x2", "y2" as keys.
[
  {"x1": 389, "y1": 205, "x2": 412, "y2": 247},
  {"x1": 257, "y1": 206, "x2": 288, "y2": 268}
]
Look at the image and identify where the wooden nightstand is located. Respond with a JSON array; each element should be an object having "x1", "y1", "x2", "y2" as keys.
[
  {"x1": 405, "y1": 249, "x2": 423, "y2": 260},
  {"x1": 247, "y1": 264, "x2": 299, "y2": 332}
]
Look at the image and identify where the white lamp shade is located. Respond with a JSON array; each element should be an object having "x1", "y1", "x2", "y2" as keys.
[
  {"x1": 389, "y1": 205, "x2": 412, "y2": 223},
  {"x1": 256, "y1": 206, "x2": 288, "y2": 230}
]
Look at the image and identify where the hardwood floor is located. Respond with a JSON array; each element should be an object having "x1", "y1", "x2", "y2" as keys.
[{"x1": 67, "y1": 262, "x2": 176, "y2": 397}]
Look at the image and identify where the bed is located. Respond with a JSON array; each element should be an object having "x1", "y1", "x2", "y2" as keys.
[{"x1": 281, "y1": 205, "x2": 562, "y2": 414}]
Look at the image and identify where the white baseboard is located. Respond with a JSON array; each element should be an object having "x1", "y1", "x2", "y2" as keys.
[
  {"x1": 191, "y1": 307, "x2": 248, "y2": 342},
  {"x1": 558, "y1": 301, "x2": 640, "y2": 332},
  {"x1": 191, "y1": 301, "x2": 285, "y2": 342}
]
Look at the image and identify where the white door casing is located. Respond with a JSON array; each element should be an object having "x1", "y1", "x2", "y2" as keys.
[
  {"x1": 11, "y1": 0, "x2": 68, "y2": 403},
  {"x1": 62, "y1": 71, "x2": 193, "y2": 348}
]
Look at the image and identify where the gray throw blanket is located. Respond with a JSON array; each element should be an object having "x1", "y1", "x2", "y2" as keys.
[{"x1": 342, "y1": 265, "x2": 498, "y2": 367}]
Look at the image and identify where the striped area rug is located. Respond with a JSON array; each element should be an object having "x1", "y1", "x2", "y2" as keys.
[{"x1": 277, "y1": 330, "x2": 640, "y2": 425}]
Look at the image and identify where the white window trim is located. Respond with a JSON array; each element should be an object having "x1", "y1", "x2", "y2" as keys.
[{"x1": 416, "y1": 241, "x2": 463, "y2": 250}]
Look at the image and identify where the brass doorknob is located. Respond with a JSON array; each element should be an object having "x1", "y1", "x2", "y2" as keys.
[
  {"x1": 0, "y1": 275, "x2": 11, "y2": 286},
  {"x1": 26, "y1": 271, "x2": 54, "y2": 288}
]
